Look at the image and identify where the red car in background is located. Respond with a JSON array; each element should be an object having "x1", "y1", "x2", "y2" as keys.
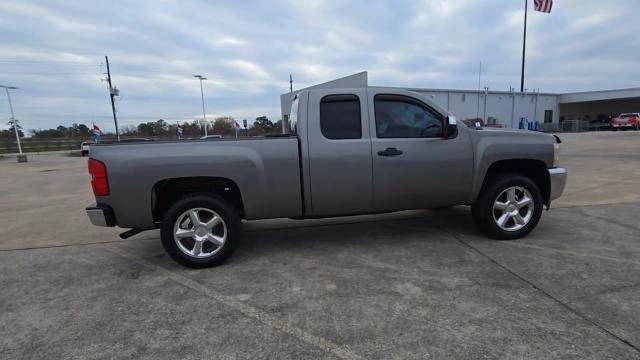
[{"x1": 611, "y1": 113, "x2": 640, "y2": 130}]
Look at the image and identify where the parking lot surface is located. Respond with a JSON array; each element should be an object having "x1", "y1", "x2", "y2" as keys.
[{"x1": 1, "y1": 131, "x2": 640, "y2": 359}]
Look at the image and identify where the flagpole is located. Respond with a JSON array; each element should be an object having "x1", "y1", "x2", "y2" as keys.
[{"x1": 520, "y1": 0, "x2": 528, "y2": 93}]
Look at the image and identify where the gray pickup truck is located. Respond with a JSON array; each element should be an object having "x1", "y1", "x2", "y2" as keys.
[{"x1": 86, "y1": 87, "x2": 567, "y2": 267}]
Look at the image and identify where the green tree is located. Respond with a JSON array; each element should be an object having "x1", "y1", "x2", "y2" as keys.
[
  {"x1": 0, "y1": 129, "x2": 17, "y2": 139},
  {"x1": 212, "y1": 117, "x2": 234, "y2": 135},
  {"x1": 7, "y1": 120, "x2": 24, "y2": 136},
  {"x1": 77, "y1": 124, "x2": 91, "y2": 137},
  {"x1": 250, "y1": 116, "x2": 274, "y2": 135}
]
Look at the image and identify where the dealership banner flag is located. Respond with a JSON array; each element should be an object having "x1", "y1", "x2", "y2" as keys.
[
  {"x1": 93, "y1": 123, "x2": 102, "y2": 142},
  {"x1": 534, "y1": 0, "x2": 553, "y2": 13}
]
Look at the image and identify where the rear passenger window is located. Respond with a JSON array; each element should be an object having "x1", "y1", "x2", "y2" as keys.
[{"x1": 320, "y1": 94, "x2": 361, "y2": 139}]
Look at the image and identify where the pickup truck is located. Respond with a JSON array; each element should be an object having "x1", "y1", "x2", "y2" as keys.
[{"x1": 86, "y1": 87, "x2": 567, "y2": 268}]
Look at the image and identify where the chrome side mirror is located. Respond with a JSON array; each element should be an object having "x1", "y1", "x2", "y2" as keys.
[{"x1": 445, "y1": 115, "x2": 458, "y2": 139}]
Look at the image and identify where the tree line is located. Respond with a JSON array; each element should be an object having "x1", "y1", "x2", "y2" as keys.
[{"x1": 1, "y1": 116, "x2": 283, "y2": 139}]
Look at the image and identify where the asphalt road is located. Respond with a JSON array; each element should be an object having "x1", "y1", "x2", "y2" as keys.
[{"x1": 1, "y1": 131, "x2": 640, "y2": 359}]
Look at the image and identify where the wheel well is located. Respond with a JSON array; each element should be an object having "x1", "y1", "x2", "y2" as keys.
[
  {"x1": 482, "y1": 159, "x2": 550, "y2": 206},
  {"x1": 152, "y1": 177, "x2": 245, "y2": 222}
]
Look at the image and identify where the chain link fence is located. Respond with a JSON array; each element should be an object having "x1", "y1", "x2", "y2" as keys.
[
  {"x1": 540, "y1": 120, "x2": 591, "y2": 133},
  {"x1": 0, "y1": 138, "x2": 93, "y2": 154}
]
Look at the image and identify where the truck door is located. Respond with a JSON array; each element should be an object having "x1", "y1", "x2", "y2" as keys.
[
  {"x1": 367, "y1": 89, "x2": 473, "y2": 212},
  {"x1": 306, "y1": 89, "x2": 373, "y2": 216}
]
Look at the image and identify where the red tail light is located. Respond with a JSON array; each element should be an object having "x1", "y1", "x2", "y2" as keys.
[{"x1": 88, "y1": 159, "x2": 110, "y2": 196}]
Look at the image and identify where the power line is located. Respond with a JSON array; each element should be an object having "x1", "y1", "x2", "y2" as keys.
[
  {"x1": 0, "y1": 59, "x2": 102, "y2": 65},
  {"x1": 0, "y1": 72, "x2": 102, "y2": 76}
]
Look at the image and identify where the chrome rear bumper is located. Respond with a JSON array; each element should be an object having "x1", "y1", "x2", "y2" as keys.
[{"x1": 548, "y1": 167, "x2": 567, "y2": 202}]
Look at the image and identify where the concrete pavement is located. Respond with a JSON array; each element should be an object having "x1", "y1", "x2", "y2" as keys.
[{"x1": 1, "y1": 132, "x2": 639, "y2": 359}]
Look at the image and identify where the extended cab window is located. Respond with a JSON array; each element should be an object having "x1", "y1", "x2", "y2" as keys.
[
  {"x1": 374, "y1": 94, "x2": 443, "y2": 138},
  {"x1": 320, "y1": 94, "x2": 361, "y2": 139}
]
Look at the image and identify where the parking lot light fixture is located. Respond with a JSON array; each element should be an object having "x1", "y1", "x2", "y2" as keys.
[
  {"x1": 0, "y1": 85, "x2": 23, "y2": 156},
  {"x1": 194, "y1": 75, "x2": 208, "y2": 137}
]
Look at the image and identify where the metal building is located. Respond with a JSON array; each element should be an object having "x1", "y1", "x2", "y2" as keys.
[{"x1": 281, "y1": 71, "x2": 640, "y2": 131}]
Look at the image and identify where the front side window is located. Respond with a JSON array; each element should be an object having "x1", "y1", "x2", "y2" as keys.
[
  {"x1": 374, "y1": 94, "x2": 443, "y2": 138},
  {"x1": 320, "y1": 94, "x2": 361, "y2": 139}
]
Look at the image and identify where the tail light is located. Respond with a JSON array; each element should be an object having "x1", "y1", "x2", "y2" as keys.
[{"x1": 88, "y1": 159, "x2": 110, "y2": 196}]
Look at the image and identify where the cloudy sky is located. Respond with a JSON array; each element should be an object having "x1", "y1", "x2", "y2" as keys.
[{"x1": 0, "y1": 0, "x2": 638, "y2": 132}]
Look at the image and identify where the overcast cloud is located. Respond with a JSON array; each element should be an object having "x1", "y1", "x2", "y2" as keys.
[{"x1": 0, "y1": 0, "x2": 638, "y2": 132}]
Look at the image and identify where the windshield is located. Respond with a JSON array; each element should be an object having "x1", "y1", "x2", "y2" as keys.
[
  {"x1": 288, "y1": 95, "x2": 299, "y2": 135},
  {"x1": 620, "y1": 114, "x2": 638, "y2": 118}
]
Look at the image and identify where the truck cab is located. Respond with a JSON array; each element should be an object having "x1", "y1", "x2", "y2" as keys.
[{"x1": 293, "y1": 87, "x2": 473, "y2": 217}]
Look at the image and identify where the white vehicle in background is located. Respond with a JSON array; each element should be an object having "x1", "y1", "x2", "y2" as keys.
[{"x1": 80, "y1": 141, "x2": 92, "y2": 156}]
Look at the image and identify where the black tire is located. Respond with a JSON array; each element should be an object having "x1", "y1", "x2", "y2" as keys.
[
  {"x1": 471, "y1": 173, "x2": 543, "y2": 240},
  {"x1": 160, "y1": 194, "x2": 241, "y2": 268}
]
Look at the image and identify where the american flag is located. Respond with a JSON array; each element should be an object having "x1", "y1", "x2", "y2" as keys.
[
  {"x1": 234, "y1": 121, "x2": 241, "y2": 129},
  {"x1": 534, "y1": 0, "x2": 553, "y2": 13},
  {"x1": 92, "y1": 123, "x2": 101, "y2": 135}
]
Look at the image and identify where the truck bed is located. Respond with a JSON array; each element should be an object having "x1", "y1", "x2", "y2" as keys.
[{"x1": 90, "y1": 137, "x2": 302, "y2": 228}]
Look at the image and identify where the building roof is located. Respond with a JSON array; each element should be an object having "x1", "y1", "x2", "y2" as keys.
[
  {"x1": 280, "y1": 71, "x2": 640, "y2": 114},
  {"x1": 559, "y1": 87, "x2": 640, "y2": 103}
]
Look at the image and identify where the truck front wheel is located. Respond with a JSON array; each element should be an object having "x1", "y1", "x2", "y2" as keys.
[
  {"x1": 160, "y1": 194, "x2": 241, "y2": 268},
  {"x1": 471, "y1": 174, "x2": 543, "y2": 240}
]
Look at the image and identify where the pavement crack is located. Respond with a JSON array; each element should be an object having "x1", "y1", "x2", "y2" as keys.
[
  {"x1": 450, "y1": 232, "x2": 640, "y2": 355},
  {"x1": 0, "y1": 237, "x2": 157, "y2": 252},
  {"x1": 569, "y1": 283, "x2": 640, "y2": 304},
  {"x1": 497, "y1": 242, "x2": 640, "y2": 267},
  {"x1": 562, "y1": 175, "x2": 640, "y2": 197},
  {"x1": 571, "y1": 209, "x2": 640, "y2": 233},
  {"x1": 100, "y1": 243, "x2": 364, "y2": 360}
]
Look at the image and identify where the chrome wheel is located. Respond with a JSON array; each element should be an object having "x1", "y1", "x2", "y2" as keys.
[
  {"x1": 173, "y1": 208, "x2": 227, "y2": 258},
  {"x1": 492, "y1": 186, "x2": 534, "y2": 232}
]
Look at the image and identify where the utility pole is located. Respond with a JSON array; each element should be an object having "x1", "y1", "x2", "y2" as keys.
[
  {"x1": 1, "y1": 85, "x2": 22, "y2": 154},
  {"x1": 476, "y1": 61, "x2": 482, "y2": 120},
  {"x1": 283, "y1": 74, "x2": 293, "y2": 134},
  {"x1": 520, "y1": 0, "x2": 528, "y2": 93},
  {"x1": 483, "y1": 86, "x2": 489, "y2": 122},
  {"x1": 105, "y1": 56, "x2": 120, "y2": 141},
  {"x1": 194, "y1": 75, "x2": 208, "y2": 137}
]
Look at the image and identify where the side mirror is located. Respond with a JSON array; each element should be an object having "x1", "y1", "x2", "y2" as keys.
[{"x1": 444, "y1": 115, "x2": 458, "y2": 139}]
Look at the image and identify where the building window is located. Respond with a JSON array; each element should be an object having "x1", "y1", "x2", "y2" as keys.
[
  {"x1": 320, "y1": 94, "x2": 361, "y2": 139},
  {"x1": 374, "y1": 94, "x2": 443, "y2": 138},
  {"x1": 544, "y1": 110, "x2": 553, "y2": 123}
]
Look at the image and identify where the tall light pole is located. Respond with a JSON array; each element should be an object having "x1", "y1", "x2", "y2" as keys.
[
  {"x1": 0, "y1": 85, "x2": 22, "y2": 154},
  {"x1": 194, "y1": 75, "x2": 208, "y2": 136}
]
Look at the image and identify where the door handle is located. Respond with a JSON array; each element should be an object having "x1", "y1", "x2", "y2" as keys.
[{"x1": 377, "y1": 147, "x2": 403, "y2": 157}]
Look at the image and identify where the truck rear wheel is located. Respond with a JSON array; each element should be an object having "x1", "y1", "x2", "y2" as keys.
[
  {"x1": 160, "y1": 194, "x2": 240, "y2": 268},
  {"x1": 471, "y1": 174, "x2": 543, "y2": 240}
]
